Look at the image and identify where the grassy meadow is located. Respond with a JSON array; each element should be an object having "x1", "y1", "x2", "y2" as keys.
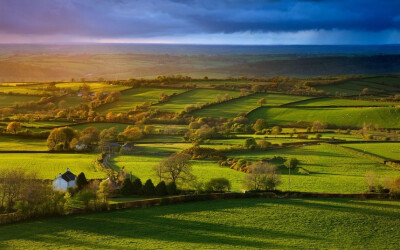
[
  {"x1": 248, "y1": 106, "x2": 400, "y2": 128},
  {"x1": 192, "y1": 93, "x2": 311, "y2": 118},
  {"x1": 342, "y1": 142, "x2": 400, "y2": 161},
  {"x1": 0, "y1": 136, "x2": 47, "y2": 151},
  {"x1": 0, "y1": 153, "x2": 105, "y2": 179},
  {"x1": 287, "y1": 97, "x2": 398, "y2": 106},
  {"x1": 152, "y1": 88, "x2": 240, "y2": 113},
  {"x1": 0, "y1": 95, "x2": 40, "y2": 107},
  {"x1": 228, "y1": 144, "x2": 399, "y2": 193},
  {"x1": 96, "y1": 88, "x2": 186, "y2": 113},
  {"x1": 111, "y1": 155, "x2": 245, "y2": 190},
  {"x1": 1, "y1": 198, "x2": 400, "y2": 249}
]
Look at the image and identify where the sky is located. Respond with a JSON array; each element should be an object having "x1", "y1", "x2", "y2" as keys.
[{"x1": 0, "y1": 0, "x2": 399, "y2": 45}]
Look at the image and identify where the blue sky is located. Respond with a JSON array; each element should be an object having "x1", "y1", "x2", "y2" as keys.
[{"x1": 0, "y1": 0, "x2": 399, "y2": 44}]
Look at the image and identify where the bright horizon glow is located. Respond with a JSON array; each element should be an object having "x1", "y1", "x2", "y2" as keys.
[{"x1": 1, "y1": 29, "x2": 400, "y2": 45}]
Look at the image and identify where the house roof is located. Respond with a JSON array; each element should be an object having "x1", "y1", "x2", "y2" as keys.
[
  {"x1": 61, "y1": 169, "x2": 76, "y2": 182},
  {"x1": 106, "y1": 142, "x2": 120, "y2": 147}
]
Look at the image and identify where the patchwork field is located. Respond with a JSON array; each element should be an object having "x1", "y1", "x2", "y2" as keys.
[
  {"x1": 0, "y1": 153, "x2": 105, "y2": 179},
  {"x1": 1, "y1": 198, "x2": 400, "y2": 249},
  {"x1": 317, "y1": 76, "x2": 400, "y2": 96},
  {"x1": 342, "y1": 142, "x2": 400, "y2": 161},
  {"x1": 228, "y1": 144, "x2": 399, "y2": 193},
  {"x1": 111, "y1": 155, "x2": 245, "y2": 190},
  {"x1": 152, "y1": 88, "x2": 240, "y2": 113},
  {"x1": 96, "y1": 88, "x2": 186, "y2": 113},
  {"x1": 192, "y1": 93, "x2": 311, "y2": 118},
  {"x1": 248, "y1": 106, "x2": 400, "y2": 128}
]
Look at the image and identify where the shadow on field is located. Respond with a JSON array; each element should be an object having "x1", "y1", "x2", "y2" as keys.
[{"x1": 0, "y1": 199, "x2": 327, "y2": 249}]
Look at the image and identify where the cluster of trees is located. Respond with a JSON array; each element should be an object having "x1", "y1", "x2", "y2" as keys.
[
  {"x1": 70, "y1": 173, "x2": 115, "y2": 210},
  {"x1": 46, "y1": 125, "x2": 146, "y2": 151},
  {"x1": 243, "y1": 138, "x2": 272, "y2": 150},
  {"x1": 0, "y1": 168, "x2": 67, "y2": 218},
  {"x1": 181, "y1": 146, "x2": 226, "y2": 160}
]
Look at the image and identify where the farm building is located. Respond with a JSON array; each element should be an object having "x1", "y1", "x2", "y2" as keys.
[
  {"x1": 101, "y1": 142, "x2": 121, "y2": 153},
  {"x1": 52, "y1": 168, "x2": 77, "y2": 191}
]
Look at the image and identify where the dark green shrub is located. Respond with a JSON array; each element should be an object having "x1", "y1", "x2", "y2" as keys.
[
  {"x1": 132, "y1": 178, "x2": 143, "y2": 195},
  {"x1": 120, "y1": 178, "x2": 134, "y2": 195},
  {"x1": 166, "y1": 182, "x2": 177, "y2": 195},
  {"x1": 141, "y1": 179, "x2": 156, "y2": 195},
  {"x1": 155, "y1": 181, "x2": 168, "y2": 196},
  {"x1": 76, "y1": 172, "x2": 89, "y2": 190},
  {"x1": 244, "y1": 138, "x2": 257, "y2": 149},
  {"x1": 205, "y1": 178, "x2": 231, "y2": 192}
]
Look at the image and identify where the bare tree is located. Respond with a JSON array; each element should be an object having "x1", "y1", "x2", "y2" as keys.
[
  {"x1": 243, "y1": 162, "x2": 281, "y2": 191},
  {"x1": 153, "y1": 153, "x2": 196, "y2": 185}
]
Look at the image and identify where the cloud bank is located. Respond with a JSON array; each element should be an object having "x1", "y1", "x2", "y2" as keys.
[{"x1": 0, "y1": 0, "x2": 399, "y2": 44}]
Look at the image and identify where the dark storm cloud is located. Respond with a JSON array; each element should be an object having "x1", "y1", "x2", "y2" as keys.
[{"x1": 0, "y1": 0, "x2": 399, "y2": 38}]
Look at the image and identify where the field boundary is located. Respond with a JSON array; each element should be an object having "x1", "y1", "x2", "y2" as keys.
[
  {"x1": 323, "y1": 142, "x2": 400, "y2": 168},
  {"x1": 1, "y1": 191, "x2": 395, "y2": 226}
]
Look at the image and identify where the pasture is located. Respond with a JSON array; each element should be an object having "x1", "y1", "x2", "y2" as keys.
[
  {"x1": 0, "y1": 136, "x2": 47, "y2": 151},
  {"x1": 316, "y1": 76, "x2": 400, "y2": 96},
  {"x1": 151, "y1": 88, "x2": 240, "y2": 113},
  {"x1": 96, "y1": 88, "x2": 186, "y2": 113},
  {"x1": 287, "y1": 97, "x2": 398, "y2": 106},
  {"x1": 341, "y1": 142, "x2": 400, "y2": 161},
  {"x1": 0, "y1": 95, "x2": 40, "y2": 108},
  {"x1": 0, "y1": 153, "x2": 105, "y2": 179},
  {"x1": 228, "y1": 144, "x2": 399, "y2": 193},
  {"x1": 111, "y1": 155, "x2": 245, "y2": 190},
  {"x1": 248, "y1": 106, "x2": 400, "y2": 128},
  {"x1": 192, "y1": 93, "x2": 311, "y2": 118},
  {"x1": 1, "y1": 198, "x2": 400, "y2": 249}
]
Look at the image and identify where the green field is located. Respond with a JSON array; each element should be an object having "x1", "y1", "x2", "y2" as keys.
[
  {"x1": 1, "y1": 198, "x2": 400, "y2": 249},
  {"x1": 96, "y1": 88, "x2": 186, "y2": 113},
  {"x1": 228, "y1": 144, "x2": 399, "y2": 193},
  {"x1": 59, "y1": 96, "x2": 87, "y2": 108},
  {"x1": 288, "y1": 97, "x2": 398, "y2": 107},
  {"x1": 0, "y1": 153, "x2": 105, "y2": 179},
  {"x1": 192, "y1": 93, "x2": 311, "y2": 118},
  {"x1": 0, "y1": 86, "x2": 46, "y2": 95},
  {"x1": 0, "y1": 136, "x2": 47, "y2": 151},
  {"x1": 70, "y1": 122, "x2": 130, "y2": 132},
  {"x1": 55, "y1": 82, "x2": 131, "y2": 92},
  {"x1": 152, "y1": 88, "x2": 240, "y2": 113},
  {"x1": 0, "y1": 95, "x2": 40, "y2": 107},
  {"x1": 20, "y1": 121, "x2": 75, "y2": 128},
  {"x1": 317, "y1": 76, "x2": 400, "y2": 96},
  {"x1": 248, "y1": 107, "x2": 400, "y2": 128},
  {"x1": 342, "y1": 142, "x2": 400, "y2": 161},
  {"x1": 111, "y1": 155, "x2": 245, "y2": 190}
]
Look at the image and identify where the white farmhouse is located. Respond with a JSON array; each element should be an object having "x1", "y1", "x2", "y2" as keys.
[{"x1": 53, "y1": 168, "x2": 77, "y2": 191}]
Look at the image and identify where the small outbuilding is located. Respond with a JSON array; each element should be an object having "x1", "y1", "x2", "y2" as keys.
[{"x1": 53, "y1": 168, "x2": 77, "y2": 191}]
